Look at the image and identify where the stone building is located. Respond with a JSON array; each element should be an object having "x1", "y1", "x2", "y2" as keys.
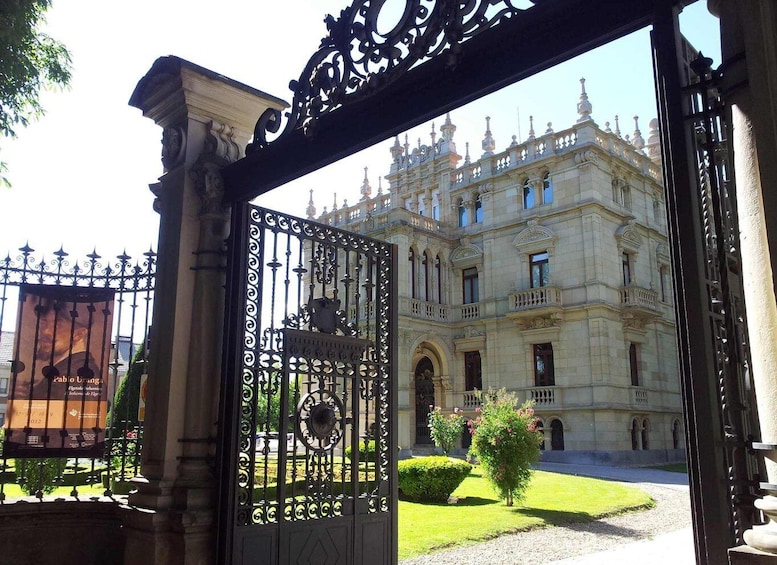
[{"x1": 309, "y1": 83, "x2": 683, "y2": 465}]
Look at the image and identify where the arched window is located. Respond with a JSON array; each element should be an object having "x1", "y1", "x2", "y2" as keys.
[
  {"x1": 523, "y1": 178, "x2": 535, "y2": 209},
  {"x1": 550, "y1": 419, "x2": 564, "y2": 450},
  {"x1": 458, "y1": 199, "x2": 468, "y2": 227},
  {"x1": 422, "y1": 251, "x2": 430, "y2": 302},
  {"x1": 641, "y1": 419, "x2": 650, "y2": 450},
  {"x1": 542, "y1": 172, "x2": 553, "y2": 204},
  {"x1": 475, "y1": 196, "x2": 483, "y2": 223},
  {"x1": 672, "y1": 419, "x2": 681, "y2": 449},
  {"x1": 414, "y1": 357, "x2": 435, "y2": 445},
  {"x1": 435, "y1": 255, "x2": 442, "y2": 304},
  {"x1": 537, "y1": 420, "x2": 545, "y2": 451},
  {"x1": 408, "y1": 248, "x2": 417, "y2": 299},
  {"x1": 631, "y1": 419, "x2": 640, "y2": 450}
]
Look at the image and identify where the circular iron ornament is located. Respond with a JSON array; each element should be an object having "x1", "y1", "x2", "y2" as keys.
[{"x1": 297, "y1": 389, "x2": 345, "y2": 451}]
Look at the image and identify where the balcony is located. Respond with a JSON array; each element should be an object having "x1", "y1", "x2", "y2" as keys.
[
  {"x1": 529, "y1": 386, "x2": 559, "y2": 407},
  {"x1": 621, "y1": 285, "x2": 658, "y2": 310},
  {"x1": 401, "y1": 299, "x2": 480, "y2": 322},
  {"x1": 620, "y1": 285, "x2": 659, "y2": 329},
  {"x1": 506, "y1": 286, "x2": 562, "y2": 329},
  {"x1": 632, "y1": 387, "x2": 648, "y2": 406}
]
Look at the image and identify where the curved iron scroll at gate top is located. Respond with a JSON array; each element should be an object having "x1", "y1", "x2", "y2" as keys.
[
  {"x1": 228, "y1": 206, "x2": 396, "y2": 564},
  {"x1": 246, "y1": 0, "x2": 543, "y2": 152}
]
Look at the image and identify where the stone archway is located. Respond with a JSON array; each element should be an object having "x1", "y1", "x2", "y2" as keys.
[{"x1": 414, "y1": 356, "x2": 435, "y2": 445}]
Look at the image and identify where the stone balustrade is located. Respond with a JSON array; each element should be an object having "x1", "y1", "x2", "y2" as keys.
[
  {"x1": 621, "y1": 284, "x2": 658, "y2": 310},
  {"x1": 400, "y1": 298, "x2": 480, "y2": 322},
  {"x1": 509, "y1": 286, "x2": 562, "y2": 311}
]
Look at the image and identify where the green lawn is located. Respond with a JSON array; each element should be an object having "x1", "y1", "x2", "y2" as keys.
[
  {"x1": 0, "y1": 483, "x2": 106, "y2": 499},
  {"x1": 398, "y1": 467, "x2": 653, "y2": 560}
]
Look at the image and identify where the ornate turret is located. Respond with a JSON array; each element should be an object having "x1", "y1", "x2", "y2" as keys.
[
  {"x1": 481, "y1": 116, "x2": 496, "y2": 156},
  {"x1": 646, "y1": 118, "x2": 662, "y2": 163},
  {"x1": 632, "y1": 116, "x2": 645, "y2": 151},
  {"x1": 306, "y1": 189, "x2": 316, "y2": 219},
  {"x1": 577, "y1": 77, "x2": 593, "y2": 122},
  {"x1": 360, "y1": 167, "x2": 372, "y2": 201}
]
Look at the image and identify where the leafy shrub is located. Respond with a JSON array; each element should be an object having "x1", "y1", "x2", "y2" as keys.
[
  {"x1": 468, "y1": 388, "x2": 542, "y2": 506},
  {"x1": 428, "y1": 406, "x2": 465, "y2": 456},
  {"x1": 18, "y1": 458, "x2": 61, "y2": 496},
  {"x1": 345, "y1": 440, "x2": 376, "y2": 463},
  {"x1": 397, "y1": 456, "x2": 471, "y2": 502}
]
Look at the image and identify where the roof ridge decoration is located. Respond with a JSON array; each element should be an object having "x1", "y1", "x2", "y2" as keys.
[{"x1": 246, "y1": 0, "x2": 542, "y2": 154}]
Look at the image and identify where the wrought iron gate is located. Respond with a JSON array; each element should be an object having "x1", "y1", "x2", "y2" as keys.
[{"x1": 221, "y1": 205, "x2": 397, "y2": 565}]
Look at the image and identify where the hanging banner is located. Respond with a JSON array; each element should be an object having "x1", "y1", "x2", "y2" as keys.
[{"x1": 4, "y1": 285, "x2": 114, "y2": 458}]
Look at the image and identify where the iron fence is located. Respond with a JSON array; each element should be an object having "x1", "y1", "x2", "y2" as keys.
[{"x1": 0, "y1": 244, "x2": 155, "y2": 500}]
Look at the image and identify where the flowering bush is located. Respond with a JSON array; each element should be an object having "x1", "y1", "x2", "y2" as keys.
[
  {"x1": 428, "y1": 406, "x2": 465, "y2": 456},
  {"x1": 468, "y1": 389, "x2": 542, "y2": 506}
]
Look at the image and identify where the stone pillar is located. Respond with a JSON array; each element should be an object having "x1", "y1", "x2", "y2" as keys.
[
  {"x1": 710, "y1": 0, "x2": 777, "y2": 560},
  {"x1": 123, "y1": 56, "x2": 286, "y2": 565}
]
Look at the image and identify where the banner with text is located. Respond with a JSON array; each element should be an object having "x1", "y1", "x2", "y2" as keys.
[{"x1": 4, "y1": 285, "x2": 114, "y2": 458}]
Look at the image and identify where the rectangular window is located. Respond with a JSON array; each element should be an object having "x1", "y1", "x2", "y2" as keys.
[
  {"x1": 0, "y1": 377, "x2": 7, "y2": 396},
  {"x1": 0, "y1": 412, "x2": 5, "y2": 427},
  {"x1": 464, "y1": 351, "x2": 482, "y2": 391},
  {"x1": 462, "y1": 267, "x2": 479, "y2": 304},
  {"x1": 530, "y1": 252, "x2": 550, "y2": 288},
  {"x1": 659, "y1": 266, "x2": 669, "y2": 302},
  {"x1": 622, "y1": 252, "x2": 632, "y2": 286},
  {"x1": 629, "y1": 343, "x2": 640, "y2": 386},
  {"x1": 534, "y1": 343, "x2": 555, "y2": 386}
]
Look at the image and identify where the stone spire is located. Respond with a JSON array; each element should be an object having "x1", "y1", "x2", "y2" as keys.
[
  {"x1": 390, "y1": 135, "x2": 403, "y2": 163},
  {"x1": 631, "y1": 116, "x2": 645, "y2": 151},
  {"x1": 527, "y1": 115, "x2": 536, "y2": 141},
  {"x1": 377, "y1": 176, "x2": 383, "y2": 196},
  {"x1": 332, "y1": 192, "x2": 338, "y2": 212},
  {"x1": 482, "y1": 116, "x2": 496, "y2": 156},
  {"x1": 430, "y1": 122, "x2": 437, "y2": 147},
  {"x1": 360, "y1": 167, "x2": 372, "y2": 201},
  {"x1": 441, "y1": 112, "x2": 456, "y2": 143},
  {"x1": 306, "y1": 189, "x2": 316, "y2": 219},
  {"x1": 577, "y1": 77, "x2": 593, "y2": 122},
  {"x1": 464, "y1": 142, "x2": 471, "y2": 166},
  {"x1": 614, "y1": 115, "x2": 621, "y2": 137}
]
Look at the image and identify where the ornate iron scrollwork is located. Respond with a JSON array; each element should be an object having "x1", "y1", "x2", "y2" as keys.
[{"x1": 246, "y1": 0, "x2": 545, "y2": 152}]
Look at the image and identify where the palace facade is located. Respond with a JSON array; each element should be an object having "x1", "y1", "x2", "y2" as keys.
[{"x1": 309, "y1": 82, "x2": 684, "y2": 465}]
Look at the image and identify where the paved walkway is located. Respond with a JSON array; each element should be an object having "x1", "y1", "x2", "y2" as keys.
[{"x1": 538, "y1": 462, "x2": 694, "y2": 564}]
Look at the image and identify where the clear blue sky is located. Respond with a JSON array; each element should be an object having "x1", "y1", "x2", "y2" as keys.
[{"x1": 0, "y1": 1, "x2": 720, "y2": 261}]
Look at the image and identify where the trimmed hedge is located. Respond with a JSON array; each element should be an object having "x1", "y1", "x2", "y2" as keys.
[
  {"x1": 397, "y1": 456, "x2": 471, "y2": 502},
  {"x1": 345, "y1": 440, "x2": 376, "y2": 463}
]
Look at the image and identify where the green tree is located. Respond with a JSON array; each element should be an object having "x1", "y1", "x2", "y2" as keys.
[
  {"x1": 468, "y1": 389, "x2": 542, "y2": 506},
  {"x1": 256, "y1": 375, "x2": 295, "y2": 432},
  {"x1": 18, "y1": 458, "x2": 61, "y2": 496},
  {"x1": 0, "y1": 1, "x2": 72, "y2": 186},
  {"x1": 427, "y1": 406, "x2": 465, "y2": 456},
  {"x1": 108, "y1": 347, "x2": 145, "y2": 440}
]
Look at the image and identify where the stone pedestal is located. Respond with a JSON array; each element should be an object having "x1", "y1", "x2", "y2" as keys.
[{"x1": 124, "y1": 56, "x2": 286, "y2": 565}]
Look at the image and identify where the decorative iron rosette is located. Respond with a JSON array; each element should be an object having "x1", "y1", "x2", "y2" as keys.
[
  {"x1": 247, "y1": 0, "x2": 543, "y2": 151},
  {"x1": 296, "y1": 389, "x2": 346, "y2": 451}
]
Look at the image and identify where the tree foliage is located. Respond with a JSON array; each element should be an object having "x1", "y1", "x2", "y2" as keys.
[
  {"x1": 468, "y1": 389, "x2": 542, "y2": 506},
  {"x1": 108, "y1": 347, "x2": 145, "y2": 440},
  {"x1": 0, "y1": 1, "x2": 71, "y2": 185}
]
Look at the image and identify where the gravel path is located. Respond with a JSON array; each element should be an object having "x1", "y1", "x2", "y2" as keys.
[{"x1": 399, "y1": 478, "x2": 692, "y2": 565}]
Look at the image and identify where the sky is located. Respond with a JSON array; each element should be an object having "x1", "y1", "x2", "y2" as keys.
[{"x1": 0, "y1": 0, "x2": 721, "y2": 263}]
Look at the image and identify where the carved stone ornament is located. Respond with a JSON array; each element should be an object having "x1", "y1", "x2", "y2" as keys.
[
  {"x1": 514, "y1": 314, "x2": 561, "y2": 331},
  {"x1": 574, "y1": 149, "x2": 599, "y2": 165},
  {"x1": 615, "y1": 220, "x2": 643, "y2": 253},
  {"x1": 161, "y1": 125, "x2": 185, "y2": 169},
  {"x1": 191, "y1": 159, "x2": 228, "y2": 216},
  {"x1": 246, "y1": 0, "x2": 549, "y2": 152},
  {"x1": 450, "y1": 240, "x2": 483, "y2": 269},
  {"x1": 513, "y1": 219, "x2": 556, "y2": 254}
]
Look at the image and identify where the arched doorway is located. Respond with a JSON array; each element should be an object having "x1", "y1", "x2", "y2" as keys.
[
  {"x1": 414, "y1": 357, "x2": 435, "y2": 445},
  {"x1": 550, "y1": 419, "x2": 564, "y2": 451}
]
